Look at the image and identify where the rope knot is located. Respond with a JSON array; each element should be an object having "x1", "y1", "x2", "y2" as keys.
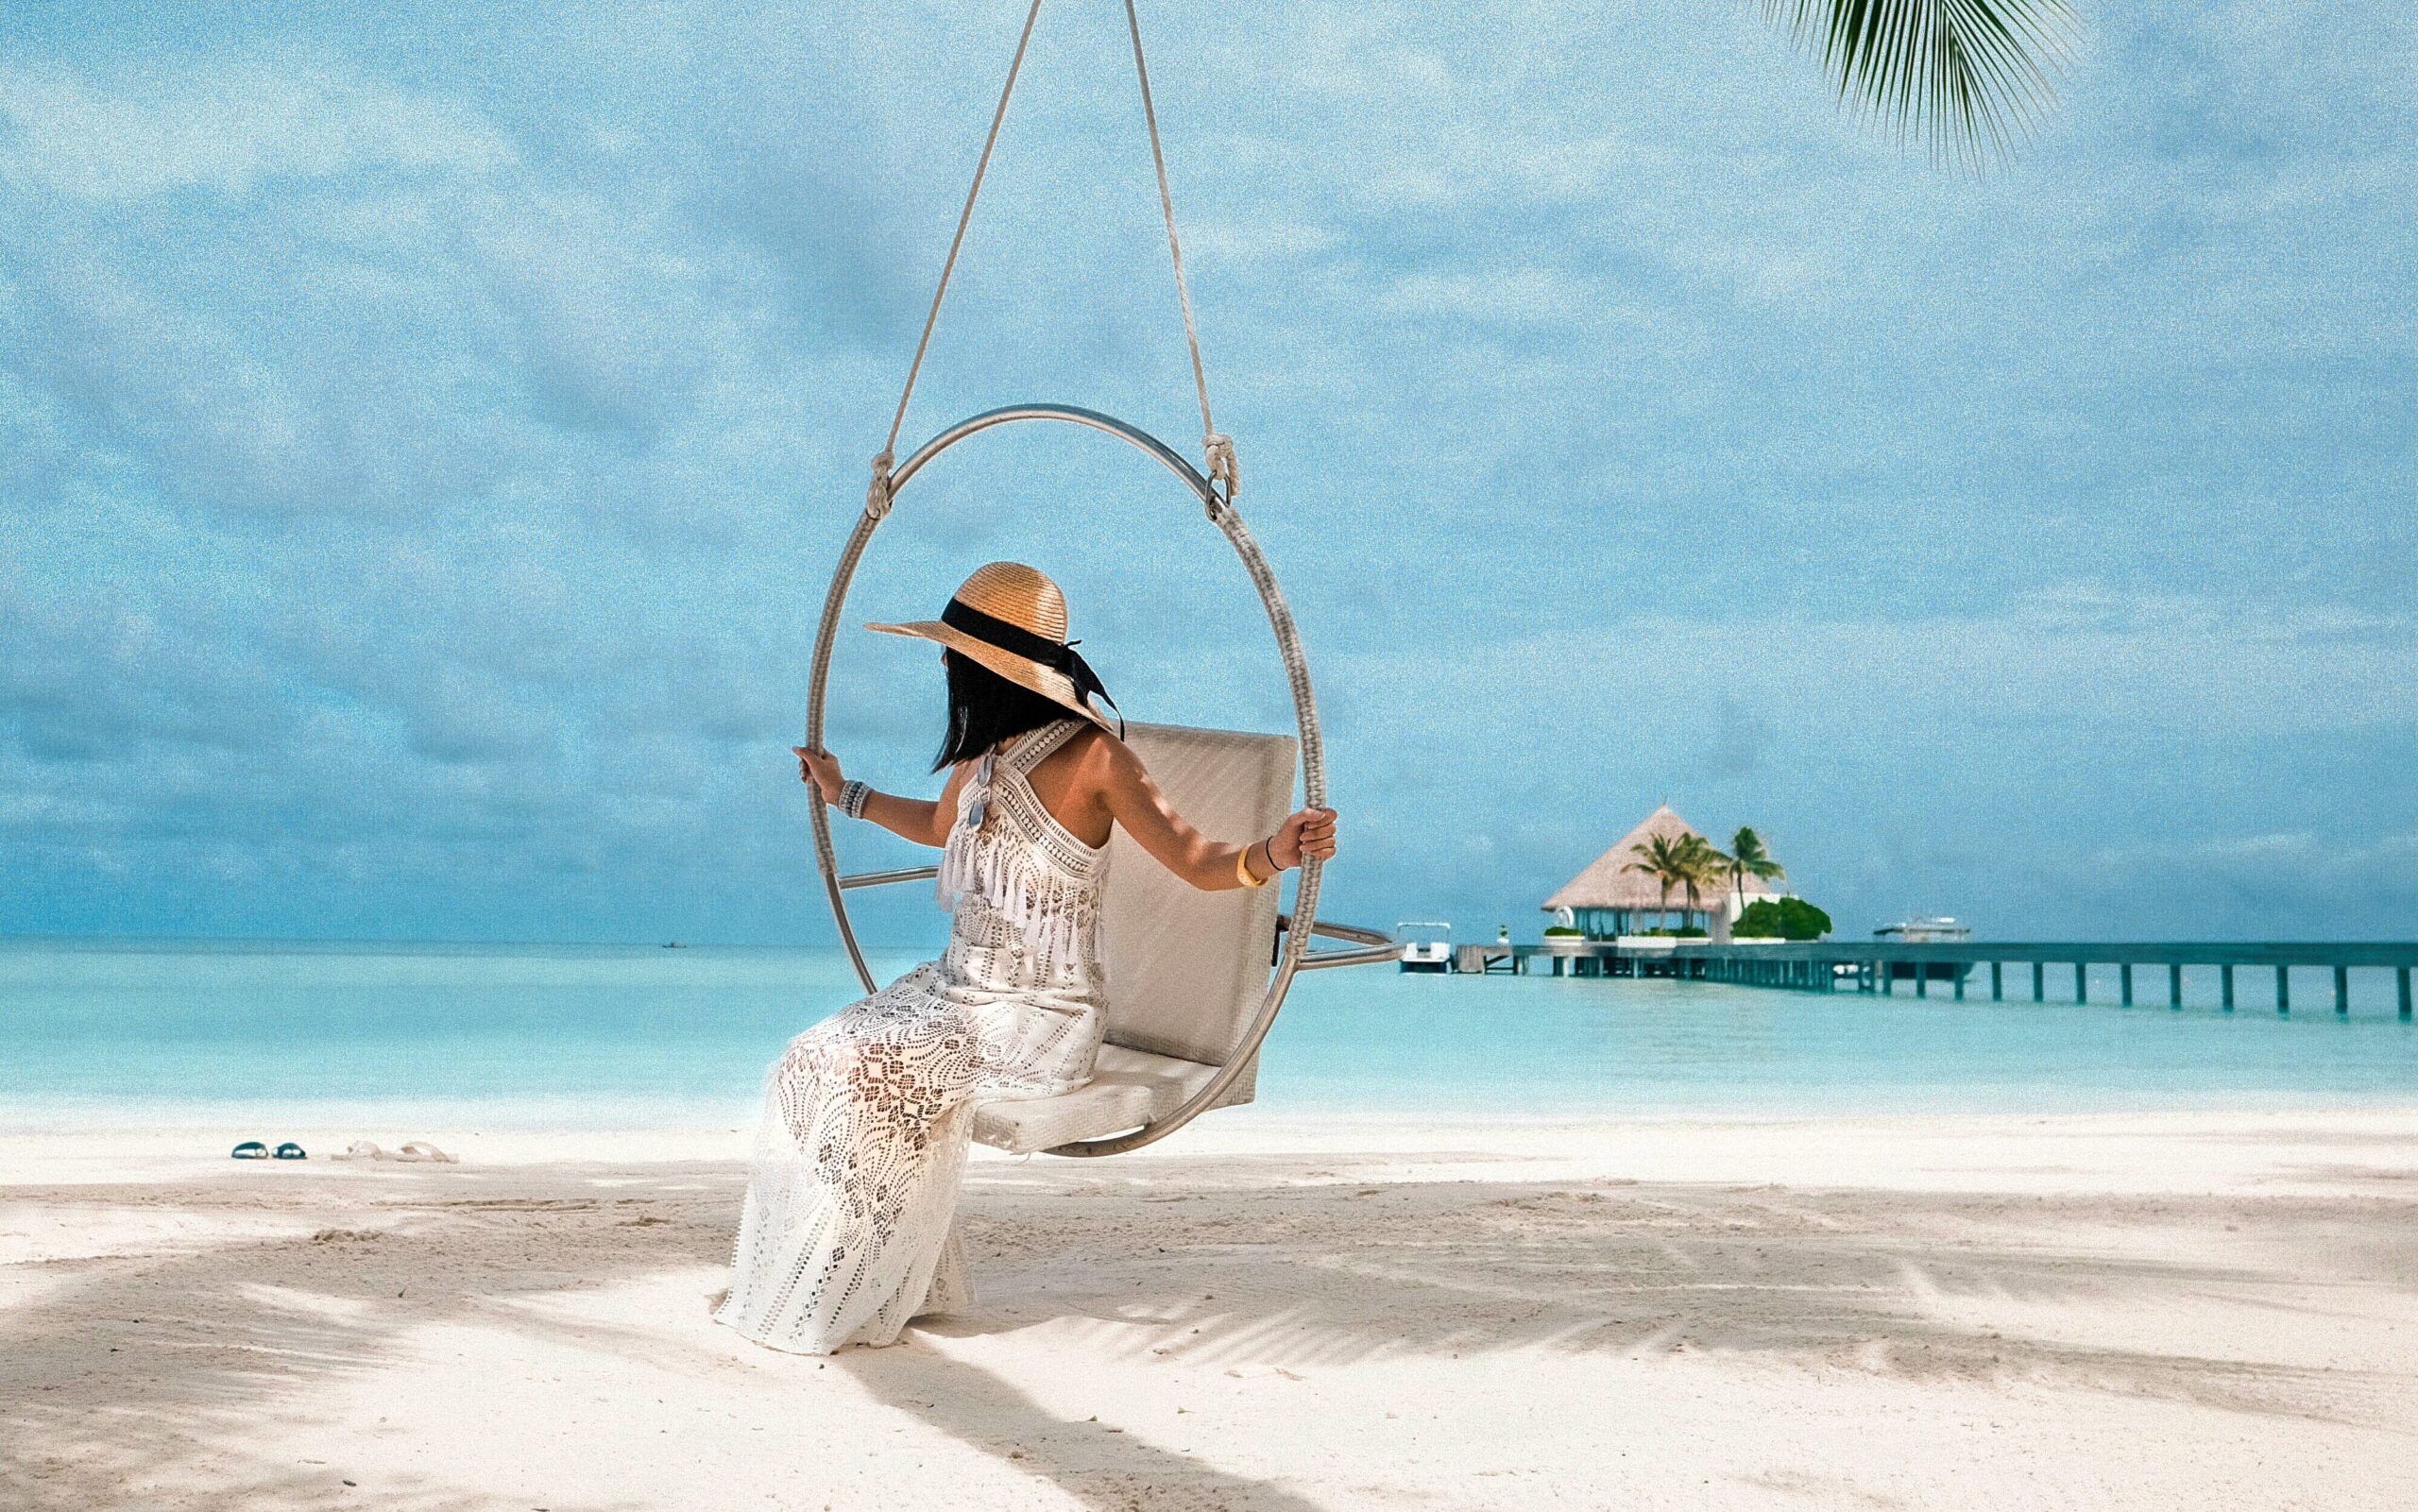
[
  {"x1": 864, "y1": 449, "x2": 895, "y2": 521},
  {"x1": 1203, "y1": 433, "x2": 1238, "y2": 502}
]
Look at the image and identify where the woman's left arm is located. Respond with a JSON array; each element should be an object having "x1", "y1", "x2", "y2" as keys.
[{"x1": 1094, "y1": 737, "x2": 1337, "y2": 892}]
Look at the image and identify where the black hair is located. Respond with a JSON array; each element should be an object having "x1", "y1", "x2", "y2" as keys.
[{"x1": 932, "y1": 649, "x2": 1075, "y2": 771}]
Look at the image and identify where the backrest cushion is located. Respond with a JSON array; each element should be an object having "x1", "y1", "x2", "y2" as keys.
[{"x1": 1098, "y1": 722, "x2": 1297, "y2": 1096}]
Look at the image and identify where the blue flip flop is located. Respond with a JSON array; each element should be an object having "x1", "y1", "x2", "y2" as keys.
[
  {"x1": 273, "y1": 1142, "x2": 307, "y2": 1161},
  {"x1": 231, "y1": 1141, "x2": 269, "y2": 1160}
]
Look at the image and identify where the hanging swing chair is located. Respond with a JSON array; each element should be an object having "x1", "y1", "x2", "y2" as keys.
[{"x1": 805, "y1": 0, "x2": 1393, "y2": 1158}]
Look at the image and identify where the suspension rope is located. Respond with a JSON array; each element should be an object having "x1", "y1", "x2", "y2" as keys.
[
  {"x1": 1121, "y1": 0, "x2": 1234, "y2": 501},
  {"x1": 868, "y1": 0, "x2": 1235, "y2": 517},
  {"x1": 872, "y1": 0, "x2": 1049, "y2": 516}
]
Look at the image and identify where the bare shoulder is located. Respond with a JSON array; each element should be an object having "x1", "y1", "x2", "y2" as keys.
[
  {"x1": 1059, "y1": 726, "x2": 1139, "y2": 780},
  {"x1": 1049, "y1": 727, "x2": 1155, "y2": 801}
]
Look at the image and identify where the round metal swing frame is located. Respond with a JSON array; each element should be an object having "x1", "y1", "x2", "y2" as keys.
[{"x1": 803, "y1": 402, "x2": 1391, "y2": 1157}]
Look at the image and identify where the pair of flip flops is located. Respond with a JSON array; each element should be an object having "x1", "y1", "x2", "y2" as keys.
[
  {"x1": 230, "y1": 1141, "x2": 307, "y2": 1160},
  {"x1": 331, "y1": 1141, "x2": 456, "y2": 1164}
]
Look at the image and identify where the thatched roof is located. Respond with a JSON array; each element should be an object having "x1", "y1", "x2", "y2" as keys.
[{"x1": 1541, "y1": 804, "x2": 1779, "y2": 912}]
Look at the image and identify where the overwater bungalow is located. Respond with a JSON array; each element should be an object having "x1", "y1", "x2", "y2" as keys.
[{"x1": 1542, "y1": 804, "x2": 1779, "y2": 941}]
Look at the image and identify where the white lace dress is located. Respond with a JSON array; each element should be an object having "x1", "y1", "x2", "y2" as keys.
[{"x1": 715, "y1": 720, "x2": 1109, "y2": 1353}]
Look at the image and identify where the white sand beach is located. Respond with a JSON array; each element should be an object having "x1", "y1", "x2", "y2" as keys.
[{"x1": 5, "y1": 1109, "x2": 2417, "y2": 1511}]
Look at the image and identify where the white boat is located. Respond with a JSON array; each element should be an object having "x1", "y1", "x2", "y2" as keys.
[
  {"x1": 1874, "y1": 917, "x2": 1973, "y2": 982},
  {"x1": 1397, "y1": 922, "x2": 1452, "y2": 974},
  {"x1": 1875, "y1": 916, "x2": 1972, "y2": 943}
]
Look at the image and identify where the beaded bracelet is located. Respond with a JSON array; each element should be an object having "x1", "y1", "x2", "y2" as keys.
[{"x1": 838, "y1": 779, "x2": 871, "y2": 820}]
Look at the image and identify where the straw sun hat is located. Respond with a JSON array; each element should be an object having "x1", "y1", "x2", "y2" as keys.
[{"x1": 867, "y1": 561, "x2": 1120, "y2": 734}]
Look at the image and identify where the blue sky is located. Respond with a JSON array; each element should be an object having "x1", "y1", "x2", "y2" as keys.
[{"x1": 3, "y1": 1, "x2": 2413, "y2": 946}]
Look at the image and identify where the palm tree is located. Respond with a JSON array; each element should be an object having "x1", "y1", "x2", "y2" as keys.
[
  {"x1": 1673, "y1": 833, "x2": 1730, "y2": 929},
  {"x1": 1764, "y1": 1, "x2": 2081, "y2": 169},
  {"x1": 1726, "y1": 827, "x2": 1787, "y2": 911},
  {"x1": 1622, "y1": 833, "x2": 1694, "y2": 929},
  {"x1": 1626, "y1": 832, "x2": 1732, "y2": 931}
]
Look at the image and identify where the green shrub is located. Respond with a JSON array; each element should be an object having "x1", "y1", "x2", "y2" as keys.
[
  {"x1": 1735, "y1": 897, "x2": 1831, "y2": 941},
  {"x1": 1542, "y1": 926, "x2": 1582, "y2": 938}
]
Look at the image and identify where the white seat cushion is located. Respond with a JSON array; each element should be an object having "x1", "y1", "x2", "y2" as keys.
[{"x1": 971, "y1": 1043, "x2": 1219, "y2": 1156}]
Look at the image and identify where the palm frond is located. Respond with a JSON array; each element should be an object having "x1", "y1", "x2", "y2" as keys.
[
  {"x1": 1765, "y1": 0, "x2": 2079, "y2": 169},
  {"x1": 1731, "y1": 828, "x2": 1787, "y2": 883}
]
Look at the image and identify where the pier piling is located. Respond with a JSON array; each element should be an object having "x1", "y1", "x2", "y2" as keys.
[{"x1": 1443, "y1": 942, "x2": 2416, "y2": 1020}]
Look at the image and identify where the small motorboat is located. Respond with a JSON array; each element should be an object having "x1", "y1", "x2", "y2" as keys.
[
  {"x1": 1397, "y1": 922, "x2": 1452, "y2": 974},
  {"x1": 1875, "y1": 917, "x2": 1973, "y2": 982}
]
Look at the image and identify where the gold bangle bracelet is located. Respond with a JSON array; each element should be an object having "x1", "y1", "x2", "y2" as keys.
[{"x1": 1235, "y1": 845, "x2": 1270, "y2": 890}]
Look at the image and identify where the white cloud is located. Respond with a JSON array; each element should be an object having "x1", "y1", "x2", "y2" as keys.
[
  {"x1": 1393, "y1": 588, "x2": 2418, "y2": 740},
  {"x1": 1379, "y1": 267, "x2": 1609, "y2": 326},
  {"x1": 1186, "y1": 218, "x2": 1342, "y2": 264},
  {"x1": 0, "y1": 50, "x2": 811, "y2": 518},
  {"x1": 0, "y1": 54, "x2": 516, "y2": 201},
  {"x1": 2084, "y1": 827, "x2": 2418, "y2": 912}
]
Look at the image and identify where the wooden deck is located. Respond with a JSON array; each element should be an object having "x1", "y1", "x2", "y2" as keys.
[{"x1": 1445, "y1": 940, "x2": 2418, "y2": 1019}]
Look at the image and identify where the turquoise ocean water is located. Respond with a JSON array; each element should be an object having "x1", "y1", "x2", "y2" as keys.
[{"x1": 2, "y1": 938, "x2": 2413, "y2": 1130}]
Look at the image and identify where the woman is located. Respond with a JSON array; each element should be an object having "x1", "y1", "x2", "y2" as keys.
[{"x1": 716, "y1": 561, "x2": 1338, "y2": 1354}]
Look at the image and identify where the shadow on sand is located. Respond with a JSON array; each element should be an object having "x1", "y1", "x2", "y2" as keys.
[{"x1": 4, "y1": 1153, "x2": 2409, "y2": 1508}]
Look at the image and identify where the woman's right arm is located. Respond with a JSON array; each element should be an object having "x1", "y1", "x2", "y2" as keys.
[
  {"x1": 793, "y1": 746, "x2": 968, "y2": 850},
  {"x1": 1090, "y1": 735, "x2": 1338, "y2": 892}
]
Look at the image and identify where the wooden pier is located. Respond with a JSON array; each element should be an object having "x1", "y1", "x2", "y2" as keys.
[{"x1": 1447, "y1": 940, "x2": 2418, "y2": 1019}]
